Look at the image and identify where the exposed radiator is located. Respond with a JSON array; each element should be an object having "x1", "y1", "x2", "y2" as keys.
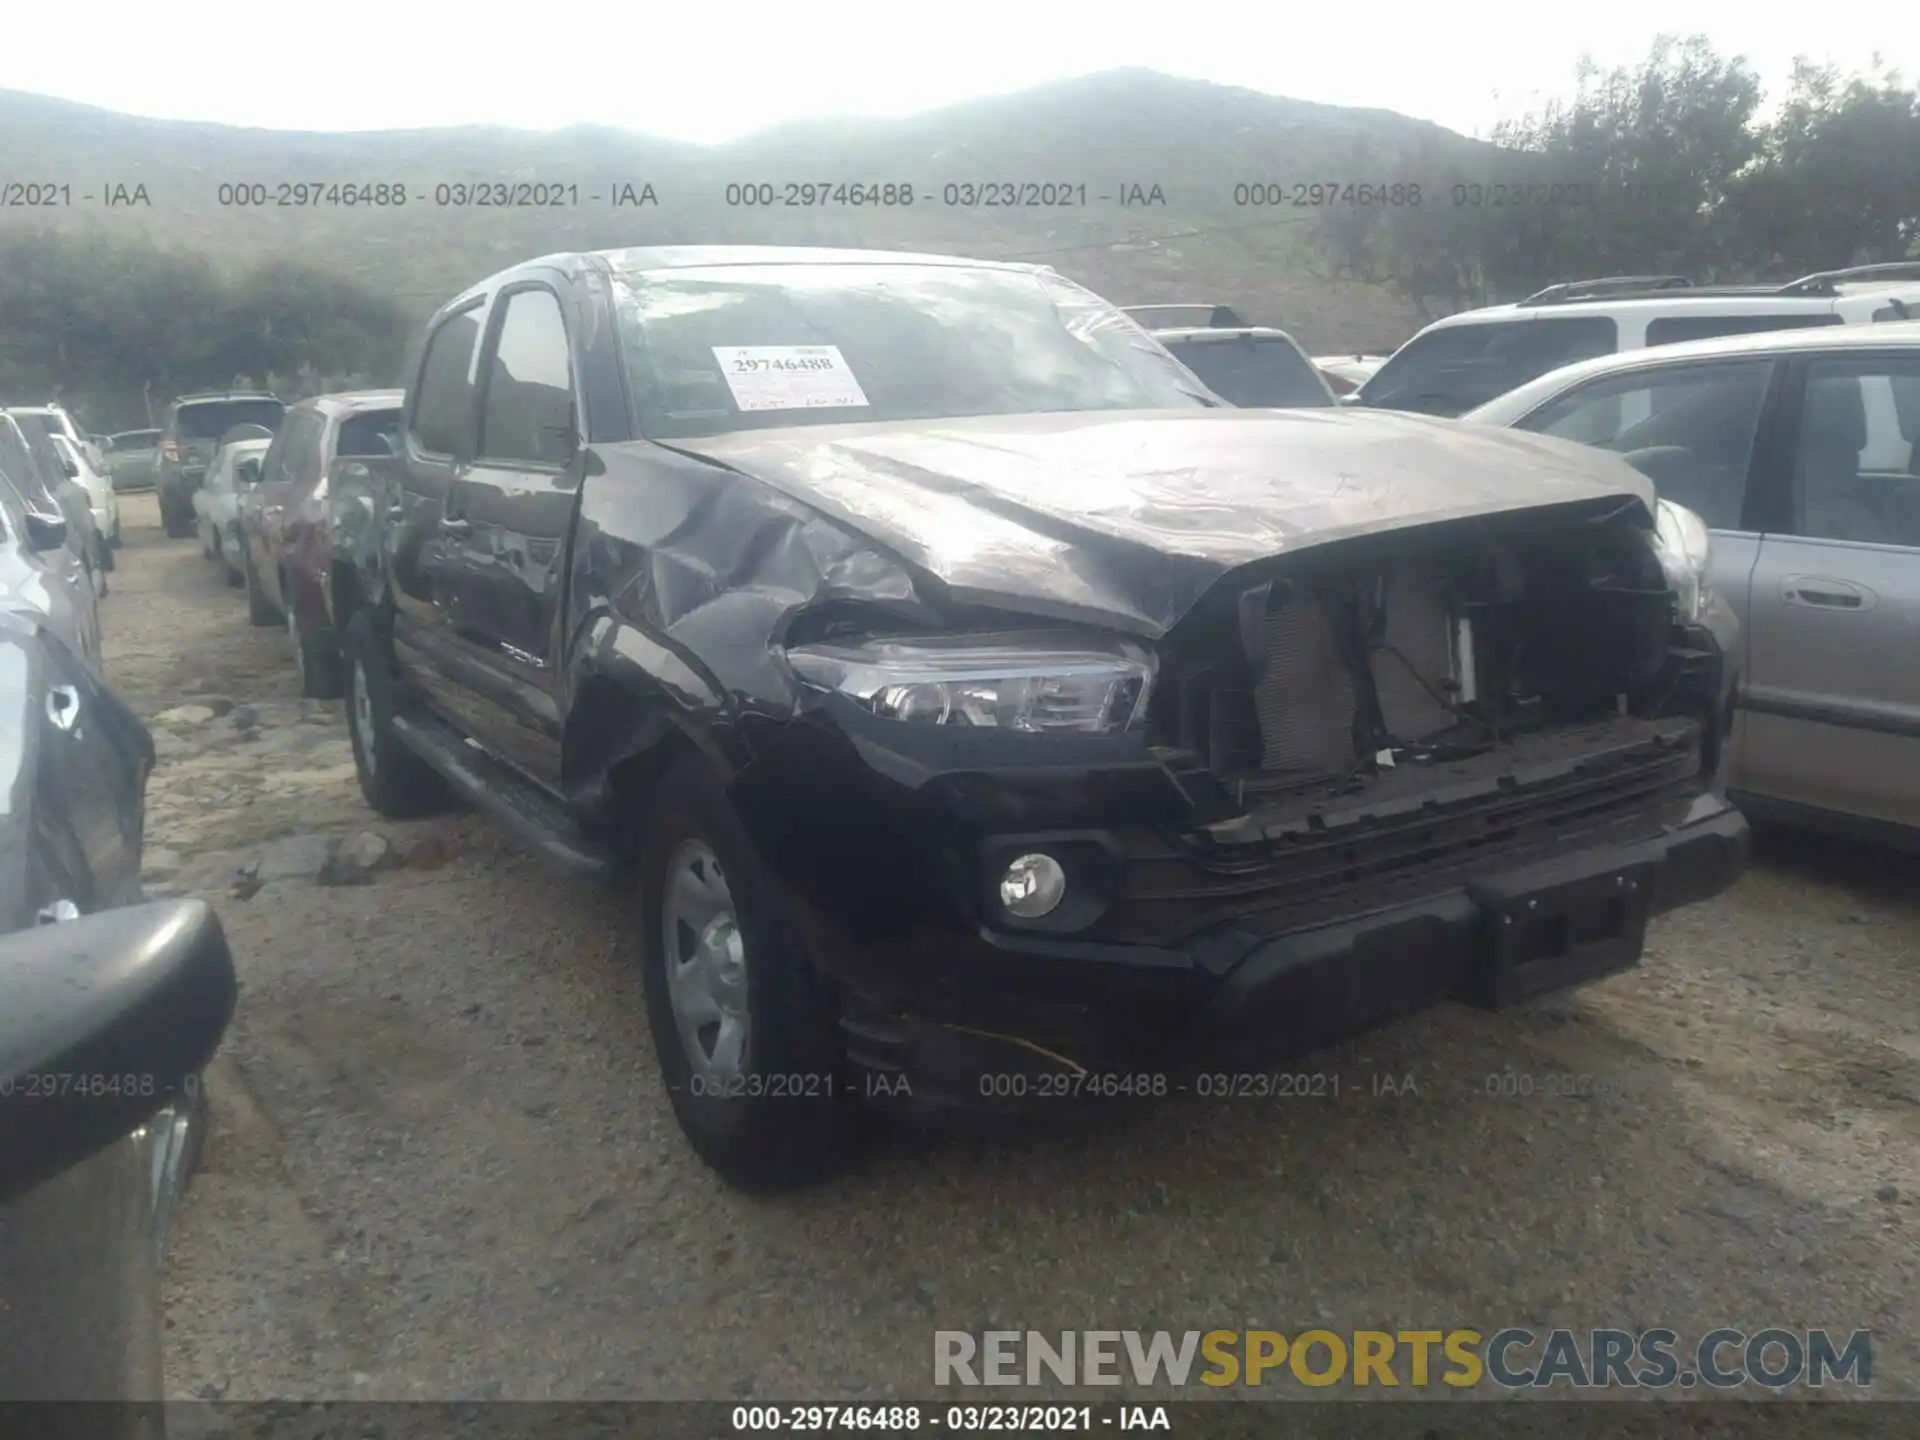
[
  {"x1": 1368, "y1": 565, "x2": 1456, "y2": 743},
  {"x1": 1252, "y1": 566, "x2": 1460, "y2": 778},
  {"x1": 1253, "y1": 594, "x2": 1357, "y2": 777}
]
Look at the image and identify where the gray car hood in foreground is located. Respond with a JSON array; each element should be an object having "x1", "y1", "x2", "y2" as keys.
[{"x1": 662, "y1": 408, "x2": 1656, "y2": 637}]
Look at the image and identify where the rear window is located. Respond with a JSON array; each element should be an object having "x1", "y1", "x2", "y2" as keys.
[
  {"x1": 8, "y1": 413, "x2": 67, "y2": 483},
  {"x1": 173, "y1": 400, "x2": 287, "y2": 440},
  {"x1": 1360, "y1": 316, "x2": 1619, "y2": 416},
  {"x1": 113, "y1": 430, "x2": 161, "y2": 447},
  {"x1": 1161, "y1": 337, "x2": 1335, "y2": 408},
  {"x1": 0, "y1": 422, "x2": 58, "y2": 511},
  {"x1": 1644, "y1": 314, "x2": 1842, "y2": 347},
  {"x1": 338, "y1": 409, "x2": 402, "y2": 458}
]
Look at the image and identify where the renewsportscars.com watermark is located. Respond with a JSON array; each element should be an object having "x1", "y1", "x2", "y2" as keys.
[{"x1": 934, "y1": 1328, "x2": 1872, "y2": 1391}]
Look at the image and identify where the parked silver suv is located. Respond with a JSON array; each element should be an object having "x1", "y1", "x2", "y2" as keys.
[{"x1": 1465, "y1": 320, "x2": 1920, "y2": 843}]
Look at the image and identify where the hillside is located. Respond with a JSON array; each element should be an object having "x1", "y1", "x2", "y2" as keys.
[{"x1": 0, "y1": 70, "x2": 1496, "y2": 350}]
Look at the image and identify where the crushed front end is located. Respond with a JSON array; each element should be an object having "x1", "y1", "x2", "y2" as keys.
[{"x1": 732, "y1": 496, "x2": 1748, "y2": 1125}]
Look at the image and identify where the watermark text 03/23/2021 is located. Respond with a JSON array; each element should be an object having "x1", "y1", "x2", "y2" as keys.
[{"x1": 934, "y1": 1327, "x2": 1873, "y2": 1391}]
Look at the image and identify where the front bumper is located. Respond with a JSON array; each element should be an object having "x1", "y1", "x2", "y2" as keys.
[
  {"x1": 831, "y1": 796, "x2": 1746, "y2": 1126},
  {"x1": 733, "y1": 666, "x2": 1745, "y2": 1126}
]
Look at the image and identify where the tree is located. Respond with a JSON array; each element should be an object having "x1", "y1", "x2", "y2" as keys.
[
  {"x1": 1724, "y1": 60, "x2": 1920, "y2": 273},
  {"x1": 1317, "y1": 35, "x2": 1776, "y2": 315},
  {"x1": 0, "y1": 231, "x2": 407, "y2": 427}
]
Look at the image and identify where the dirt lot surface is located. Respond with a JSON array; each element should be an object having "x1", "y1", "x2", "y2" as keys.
[{"x1": 96, "y1": 493, "x2": 1918, "y2": 1404}]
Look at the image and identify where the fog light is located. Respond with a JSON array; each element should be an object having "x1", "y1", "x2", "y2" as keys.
[{"x1": 999, "y1": 853, "x2": 1067, "y2": 918}]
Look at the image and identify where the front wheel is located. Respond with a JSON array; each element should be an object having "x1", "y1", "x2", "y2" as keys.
[
  {"x1": 161, "y1": 488, "x2": 195, "y2": 539},
  {"x1": 341, "y1": 610, "x2": 450, "y2": 819},
  {"x1": 636, "y1": 754, "x2": 861, "y2": 1190}
]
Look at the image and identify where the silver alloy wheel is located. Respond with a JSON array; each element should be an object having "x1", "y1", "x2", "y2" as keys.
[
  {"x1": 661, "y1": 839, "x2": 751, "y2": 1081},
  {"x1": 351, "y1": 659, "x2": 377, "y2": 774}
]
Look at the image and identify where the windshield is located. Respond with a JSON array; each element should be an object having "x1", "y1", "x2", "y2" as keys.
[
  {"x1": 176, "y1": 400, "x2": 287, "y2": 440},
  {"x1": 610, "y1": 262, "x2": 1211, "y2": 440},
  {"x1": 1161, "y1": 337, "x2": 1335, "y2": 408},
  {"x1": 1360, "y1": 316, "x2": 1618, "y2": 416}
]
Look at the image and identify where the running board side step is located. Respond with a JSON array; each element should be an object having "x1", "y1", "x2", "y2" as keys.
[{"x1": 390, "y1": 712, "x2": 618, "y2": 885}]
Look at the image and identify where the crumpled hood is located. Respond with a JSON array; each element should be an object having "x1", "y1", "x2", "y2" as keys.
[{"x1": 662, "y1": 408, "x2": 1655, "y2": 636}]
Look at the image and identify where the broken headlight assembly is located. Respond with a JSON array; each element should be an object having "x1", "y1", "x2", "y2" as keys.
[
  {"x1": 785, "y1": 632, "x2": 1154, "y2": 735},
  {"x1": 1652, "y1": 499, "x2": 1713, "y2": 623}
]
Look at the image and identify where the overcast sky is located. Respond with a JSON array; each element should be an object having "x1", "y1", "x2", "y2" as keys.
[{"x1": 7, "y1": 1, "x2": 1915, "y2": 142}]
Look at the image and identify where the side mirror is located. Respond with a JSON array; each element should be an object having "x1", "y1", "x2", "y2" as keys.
[
  {"x1": 0, "y1": 900, "x2": 237, "y2": 1205},
  {"x1": 235, "y1": 458, "x2": 262, "y2": 487},
  {"x1": 24, "y1": 511, "x2": 68, "y2": 552}
]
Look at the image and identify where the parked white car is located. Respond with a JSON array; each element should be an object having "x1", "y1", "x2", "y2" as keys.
[
  {"x1": 1314, "y1": 354, "x2": 1388, "y2": 394},
  {"x1": 193, "y1": 436, "x2": 272, "y2": 585},
  {"x1": 50, "y1": 434, "x2": 119, "y2": 550}
]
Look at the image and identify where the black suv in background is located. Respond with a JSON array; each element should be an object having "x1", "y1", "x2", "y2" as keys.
[{"x1": 156, "y1": 392, "x2": 287, "y2": 538}]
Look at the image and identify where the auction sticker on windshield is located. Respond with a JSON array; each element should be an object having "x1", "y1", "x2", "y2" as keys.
[{"x1": 712, "y1": 345, "x2": 871, "y2": 411}]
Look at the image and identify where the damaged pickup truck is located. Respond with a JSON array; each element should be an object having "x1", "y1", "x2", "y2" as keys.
[{"x1": 330, "y1": 245, "x2": 1749, "y2": 1189}]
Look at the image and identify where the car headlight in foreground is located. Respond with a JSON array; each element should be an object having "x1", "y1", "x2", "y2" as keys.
[
  {"x1": 1652, "y1": 500, "x2": 1713, "y2": 623},
  {"x1": 785, "y1": 632, "x2": 1153, "y2": 734}
]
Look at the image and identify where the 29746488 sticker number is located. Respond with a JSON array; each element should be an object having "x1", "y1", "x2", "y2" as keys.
[{"x1": 711, "y1": 345, "x2": 871, "y2": 412}]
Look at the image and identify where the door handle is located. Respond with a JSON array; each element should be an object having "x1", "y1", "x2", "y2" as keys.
[
  {"x1": 440, "y1": 517, "x2": 473, "y2": 536},
  {"x1": 1781, "y1": 574, "x2": 1875, "y2": 611}
]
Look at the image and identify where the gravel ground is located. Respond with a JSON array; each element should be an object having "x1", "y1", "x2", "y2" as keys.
[{"x1": 95, "y1": 493, "x2": 1918, "y2": 1404}]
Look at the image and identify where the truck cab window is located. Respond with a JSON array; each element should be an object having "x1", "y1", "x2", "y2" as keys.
[
  {"x1": 479, "y1": 290, "x2": 576, "y2": 467},
  {"x1": 411, "y1": 306, "x2": 484, "y2": 457}
]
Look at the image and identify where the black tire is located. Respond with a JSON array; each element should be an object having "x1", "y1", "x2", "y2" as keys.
[
  {"x1": 91, "y1": 538, "x2": 109, "y2": 597},
  {"x1": 636, "y1": 753, "x2": 861, "y2": 1190},
  {"x1": 200, "y1": 519, "x2": 215, "y2": 560},
  {"x1": 342, "y1": 609, "x2": 450, "y2": 819},
  {"x1": 178, "y1": 1069, "x2": 211, "y2": 1185},
  {"x1": 161, "y1": 488, "x2": 195, "y2": 539},
  {"x1": 287, "y1": 584, "x2": 345, "y2": 700},
  {"x1": 242, "y1": 538, "x2": 280, "y2": 627}
]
